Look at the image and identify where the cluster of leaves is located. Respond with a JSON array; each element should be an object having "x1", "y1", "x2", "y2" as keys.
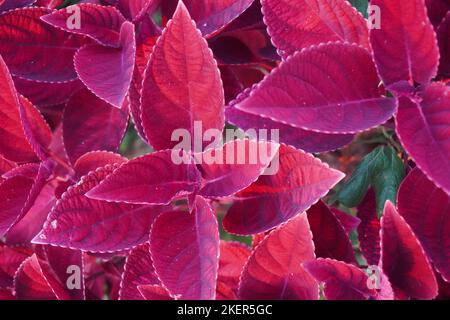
[{"x1": 0, "y1": 0, "x2": 449, "y2": 300}]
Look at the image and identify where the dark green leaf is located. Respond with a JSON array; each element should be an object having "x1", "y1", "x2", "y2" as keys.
[{"x1": 349, "y1": 0, "x2": 369, "y2": 18}]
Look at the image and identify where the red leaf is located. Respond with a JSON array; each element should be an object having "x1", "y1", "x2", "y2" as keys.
[
  {"x1": 33, "y1": 164, "x2": 165, "y2": 252},
  {"x1": 150, "y1": 196, "x2": 219, "y2": 300},
  {"x1": 306, "y1": 201, "x2": 356, "y2": 264},
  {"x1": 141, "y1": 1, "x2": 224, "y2": 150},
  {"x1": 238, "y1": 213, "x2": 319, "y2": 299},
  {"x1": 331, "y1": 208, "x2": 361, "y2": 234},
  {"x1": 73, "y1": 151, "x2": 127, "y2": 179},
  {"x1": 304, "y1": 258, "x2": 377, "y2": 300},
  {"x1": 426, "y1": 0, "x2": 450, "y2": 27},
  {"x1": 223, "y1": 144, "x2": 344, "y2": 235},
  {"x1": 14, "y1": 254, "x2": 57, "y2": 300},
  {"x1": 233, "y1": 42, "x2": 396, "y2": 134},
  {"x1": 119, "y1": 243, "x2": 161, "y2": 300},
  {"x1": 86, "y1": 150, "x2": 201, "y2": 205},
  {"x1": 0, "y1": 246, "x2": 31, "y2": 289},
  {"x1": 395, "y1": 82, "x2": 450, "y2": 195},
  {"x1": 357, "y1": 189, "x2": 381, "y2": 266},
  {"x1": 370, "y1": 0, "x2": 440, "y2": 87},
  {"x1": 216, "y1": 241, "x2": 251, "y2": 300},
  {"x1": 195, "y1": 139, "x2": 279, "y2": 198},
  {"x1": 117, "y1": 0, "x2": 159, "y2": 22},
  {"x1": 74, "y1": 21, "x2": 135, "y2": 108},
  {"x1": 380, "y1": 201, "x2": 438, "y2": 300},
  {"x1": 63, "y1": 89, "x2": 129, "y2": 164},
  {"x1": 42, "y1": 3, "x2": 126, "y2": 47},
  {"x1": 261, "y1": 0, "x2": 369, "y2": 58},
  {"x1": 138, "y1": 284, "x2": 173, "y2": 300},
  {"x1": 397, "y1": 167, "x2": 450, "y2": 282},
  {"x1": 225, "y1": 88, "x2": 354, "y2": 154},
  {"x1": 0, "y1": 7, "x2": 85, "y2": 82}
]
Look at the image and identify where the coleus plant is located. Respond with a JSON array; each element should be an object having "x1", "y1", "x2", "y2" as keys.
[{"x1": 0, "y1": 0, "x2": 448, "y2": 301}]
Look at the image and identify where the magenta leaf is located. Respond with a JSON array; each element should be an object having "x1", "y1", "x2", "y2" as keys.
[
  {"x1": 138, "y1": 284, "x2": 173, "y2": 300},
  {"x1": 395, "y1": 82, "x2": 450, "y2": 195},
  {"x1": 225, "y1": 88, "x2": 354, "y2": 153},
  {"x1": 0, "y1": 246, "x2": 31, "y2": 289},
  {"x1": 223, "y1": 144, "x2": 345, "y2": 235},
  {"x1": 238, "y1": 213, "x2": 318, "y2": 300},
  {"x1": 117, "y1": 0, "x2": 159, "y2": 22},
  {"x1": 0, "y1": 0, "x2": 36, "y2": 13},
  {"x1": 380, "y1": 201, "x2": 438, "y2": 300},
  {"x1": 74, "y1": 21, "x2": 135, "y2": 108},
  {"x1": 331, "y1": 208, "x2": 361, "y2": 234},
  {"x1": 33, "y1": 164, "x2": 166, "y2": 253},
  {"x1": 0, "y1": 7, "x2": 86, "y2": 82},
  {"x1": 437, "y1": 12, "x2": 450, "y2": 78},
  {"x1": 261, "y1": 0, "x2": 369, "y2": 58},
  {"x1": 195, "y1": 139, "x2": 279, "y2": 198},
  {"x1": 370, "y1": 0, "x2": 440, "y2": 87},
  {"x1": 306, "y1": 201, "x2": 356, "y2": 264},
  {"x1": 357, "y1": 189, "x2": 381, "y2": 266},
  {"x1": 397, "y1": 167, "x2": 450, "y2": 282},
  {"x1": 233, "y1": 42, "x2": 397, "y2": 134},
  {"x1": 86, "y1": 150, "x2": 201, "y2": 205},
  {"x1": 119, "y1": 243, "x2": 161, "y2": 300},
  {"x1": 141, "y1": 1, "x2": 224, "y2": 150},
  {"x1": 150, "y1": 196, "x2": 219, "y2": 300},
  {"x1": 304, "y1": 258, "x2": 377, "y2": 300},
  {"x1": 73, "y1": 151, "x2": 127, "y2": 179},
  {"x1": 42, "y1": 3, "x2": 127, "y2": 47},
  {"x1": 216, "y1": 241, "x2": 251, "y2": 300},
  {"x1": 63, "y1": 89, "x2": 129, "y2": 164}
]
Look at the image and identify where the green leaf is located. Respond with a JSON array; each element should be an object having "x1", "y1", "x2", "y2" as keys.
[
  {"x1": 348, "y1": 0, "x2": 369, "y2": 18},
  {"x1": 337, "y1": 146, "x2": 405, "y2": 216}
]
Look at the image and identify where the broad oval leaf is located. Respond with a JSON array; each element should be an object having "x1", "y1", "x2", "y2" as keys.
[
  {"x1": 306, "y1": 201, "x2": 356, "y2": 264},
  {"x1": 73, "y1": 151, "x2": 127, "y2": 179},
  {"x1": 195, "y1": 139, "x2": 279, "y2": 198},
  {"x1": 261, "y1": 0, "x2": 369, "y2": 58},
  {"x1": 141, "y1": 1, "x2": 224, "y2": 150},
  {"x1": 119, "y1": 243, "x2": 161, "y2": 300},
  {"x1": 233, "y1": 42, "x2": 397, "y2": 134},
  {"x1": 370, "y1": 0, "x2": 440, "y2": 87},
  {"x1": 0, "y1": 7, "x2": 85, "y2": 82},
  {"x1": 86, "y1": 150, "x2": 201, "y2": 205},
  {"x1": 397, "y1": 167, "x2": 450, "y2": 282},
  {"x1": 63, "y1": 89, "x2": 129, "y2": 165},
  {"x1": 225, "y1": 88, "x2": 354, "y2": 154},
  {"x1": 223, "y1": 144, "x2": 345, "y2": 235},
  {"x1": 395, "y1": 83, "x2": 450, "y2": 195},
  {"x1": 74, "y1": 21, "x2": 135, "y2": 108},
  {"x1": 380, "y1": 201, "x2": 438, "y2": 300},
  {"x1": 33, "y1": 164, "x2": 165, "y2": 252},
  {"x1": 304, "y1": 258, "x2": 377, "y2": 300},
  {"x1": 42, "y1": 3, "x2": 127, "y2": 47},
  {"x1": 150, "y1": 196, "x2": 220, "y2": 300},
  {"x1": 238, "y1": 213, "x2": 319, "y2": 300}
]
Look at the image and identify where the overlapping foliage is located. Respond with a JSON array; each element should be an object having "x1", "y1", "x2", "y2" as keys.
[{"x1": 0, "y1": 0, "x2": 448, "y2": 300}]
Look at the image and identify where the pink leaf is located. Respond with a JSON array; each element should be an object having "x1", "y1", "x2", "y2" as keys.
[
  {"x1": 238, "y1": 213, "x2": 318, "y2": 299},
  {"x1": 74, "y1": 21, "x2": 135, "y2": 108},
  {"x1": 42, "y1": 3, "x2": 126, "y2": 47},
  {"x1": 370, "y1": 0, "x2": 440, "y2": 87},
  {"x1": 150, "y1": 196, "x2": 219, "y2": 300},
  {"x1": 195, "y1": 139, "x2": 279, "y2": 198},
  {"x1": 14, "y1": 254, "x2": 57, "y2": 300},
  {"x1": 33, "y1": 164, "x2": 165, "y2": 252},
  {"x1": 380, "y1": 201, "x2": 438, "y2": 300},
  {"x1": 141, "y1": 1, "x2": 224, "y2": 150},
  {"x1": 304, "y1": 258, "x2": 377, "y2": 300},
  {"x1": 63, "y1": 89, "x2": 129, "y2": 164},
  {"x1": 0, "y1": 0, "x2": 36, "y2": 13},
  {"x1": 397, "y1": 167, "x2": 450, "y2": 282},
  {"x1": 223, "y1": 144, "x2": 344, "y2": 235},
  {"x1": 138, "y1": 284, "x2": 173, "y2": 300},
  {"x1": 0, "y1": 7, "x2": 86, "y2": 82},
  {"x1": 306, "y1": 201, "x2": 356, "y2": 264},
  {"x1": 73, "y1": 151, "x2": 127, "y2": 179},
  {"x1": 86, "y1": 150, "x2": 201, "y2": 205},
  {"x1": 261, "y1": 0, "x2": 369, "y2": 58},
  {"x1": 119, "y1": 243, "x2": 161, "y2": 300},
  {"x1": 117, "y1": 0, "x2": 159, "y2": 22},
  {"x1": 395, "y1": 82, "x2": 450, "y2": 195},
  {"x1": 357, "y1": 189, "x2": 381, "y2": 266},
  {"x1": 233, "y1": 42, "x2": 396, "y2": 134},
  {"x1": 216, "y1": 241, "x2": 251, "y2": 300}
]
